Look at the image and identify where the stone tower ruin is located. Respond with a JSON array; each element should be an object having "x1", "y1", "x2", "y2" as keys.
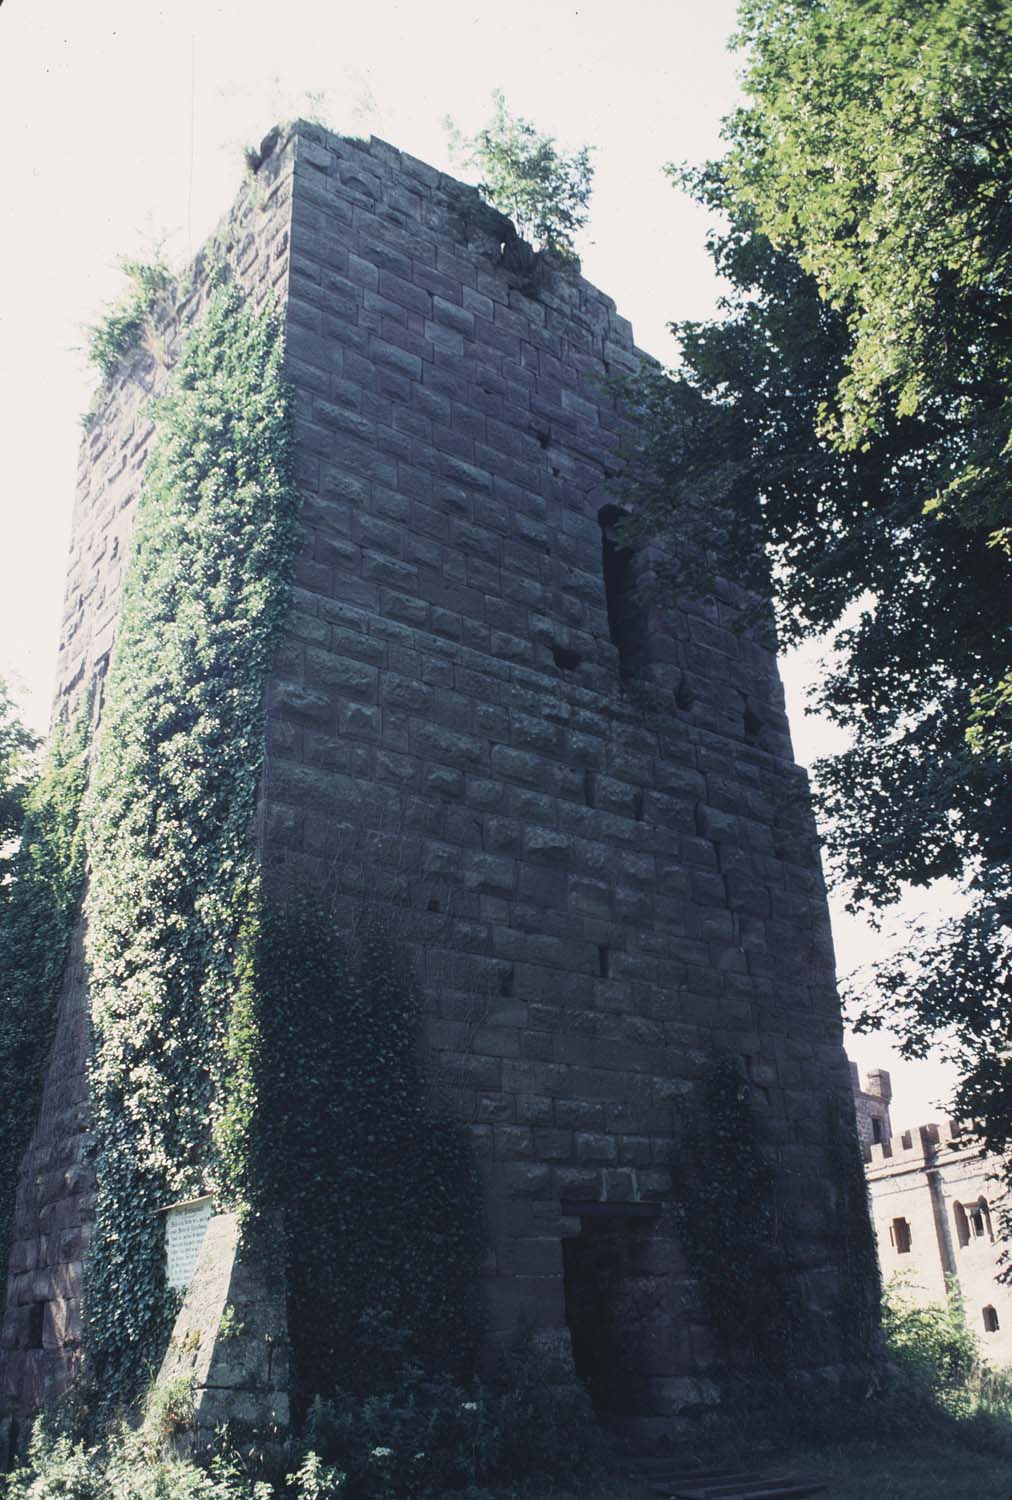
[{"x1": 0, "y1": 122, "x2": 875, "y2": 1441}]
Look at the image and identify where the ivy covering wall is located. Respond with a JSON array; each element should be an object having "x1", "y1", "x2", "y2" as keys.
[
  {"x1": 81, "y1": 284, "x2": 299, "y2": 1403},
  {"x1": 218, "y1": 896, "x2": 485, "y2": 1410},
  {"x1": 73, "y1": 279, "x2": 484, "y2": 1414},
  {"x1": 0, "y1": 707, "x2": 91, "y2": 1291},
  {"x1": 671, "y1": 1054, "x2": 880, "y2": 1377}
]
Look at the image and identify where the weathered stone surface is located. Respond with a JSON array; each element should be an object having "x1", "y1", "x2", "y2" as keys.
[
  {"x1": 155, "y1": 1213, "x2": 289, "y2": 1454},
  {"x1": 1, "y1": 121, "x2": 867, "y2": 1430}
]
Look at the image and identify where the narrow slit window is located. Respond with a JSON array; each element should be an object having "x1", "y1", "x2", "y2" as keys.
[
  {"x1": 890, "y1": 1217, "x2": 912, "y2": 1254},
  {"x1": 599, "y1": 506, "x2": 643, "y2": 679},
  {"x1": 26, "y1": 1301, "x2": 45, "y2": 1350},
  {"x1": 983, "y1": 1305, "x2": 1000, "y2": 1333}
]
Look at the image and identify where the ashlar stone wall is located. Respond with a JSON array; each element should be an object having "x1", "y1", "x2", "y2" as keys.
[
  {"x1": 2, "y1": 119, "x2": 868, "y2": 1430},
  {"x1": 257, "y1": 123, "x2": 860, "y2": 1405}
]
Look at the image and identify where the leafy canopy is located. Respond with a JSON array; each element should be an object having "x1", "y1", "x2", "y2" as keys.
[
  {"x1": 448, "y1": 90, "x2": 594, "y2": 258},
  {"x1": 622, "y1": 0, "x2": 1012, "y2": 1158}
]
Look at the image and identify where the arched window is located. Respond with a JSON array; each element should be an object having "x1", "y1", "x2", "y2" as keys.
[
  {"x1": 954, "y1": 1201, "x2": 970, "y2": 1249},
  {"x1": 983, "y1": 1305, "x2": 1000, "y2": 1334},
  {"x1": 971, "y1": 1197, "x2": 993, "y2": 1240},
  {"x1": 956, "y1": 1196, "x2": 994, "y2": 1246}
]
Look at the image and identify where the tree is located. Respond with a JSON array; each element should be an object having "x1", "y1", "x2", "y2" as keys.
[
  {"x1": 447, "y1": 91, "x2": 594, "y2": 259},
  {"x1": 623, "y1": 0, "x2": 1012, "y2": 1160},
  {"x1": 0, "y1": 678, "x2": 39, "y2": 897}
]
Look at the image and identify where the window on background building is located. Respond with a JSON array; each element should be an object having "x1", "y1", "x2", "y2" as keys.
[
  {"x1": 955, "y1": 1197, "x2": 993, "y2": 1248},
  {"x1": 971, "y1": 1198, "x2": 993, "y2": 1240},
  {"x1": 983, "y1": 1305, "x2": 1000, "y2": 1334},
  {"x1": 872, "y1": 1117, "x2": 883, "y2": 1144},
  {"x1": 890, "y1": 1217, "x2": 912, "y2": 1254},
  {"x1": 954, "y1": 1201, "x2": 970, "y2": 1249}
]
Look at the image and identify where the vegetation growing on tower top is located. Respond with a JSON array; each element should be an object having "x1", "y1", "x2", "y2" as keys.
[
  {"x1": 85, "y1": 259, "x2": 175, "y2": 382},
  {"x1": 447, "y1": 91, "x2": 594, "y2": 260}
]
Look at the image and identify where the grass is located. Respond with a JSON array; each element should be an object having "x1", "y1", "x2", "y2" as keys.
[
  {"x1": 782, "y1": 1436, "x2": 1012, "y2": 1499},
  {"x1": 535, "y1": 1435, "x2": 1012, "y2": 1500}
]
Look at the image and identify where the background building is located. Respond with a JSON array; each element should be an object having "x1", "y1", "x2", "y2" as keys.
[{"x1": 855, "y1": 1065, "x2": 1011, "y2": 1365}]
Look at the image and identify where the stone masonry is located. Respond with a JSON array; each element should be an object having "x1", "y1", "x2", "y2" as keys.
[
  {"x1": 1, "y1": 121, "x2": 870, "y2": 1429},
  {"x1": 850, "y1": 1060, "x2": 892, "y2": 1151},
  {"x1": 859, "y1": 1079, "x2": 1012, "y2": 1367}
]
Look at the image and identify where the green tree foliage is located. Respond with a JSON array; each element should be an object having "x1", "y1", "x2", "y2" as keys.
[
  {"x1": 449, "y1": 91, "x2": 594, "y2": 258},
  {"x1": 623, "y1": 0, "x2": 1012, "y2": 1171},
  {"x1": 0, "y1": 702, "x2": 91, "y2": 1288},
  {"x1": 881, "y1": 1277, "x2": 978, "y2": 1398},
  {"x1": 0, "y1": 679, "x2": 39, "y2": 896}
]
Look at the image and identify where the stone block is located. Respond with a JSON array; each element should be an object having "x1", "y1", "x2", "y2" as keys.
[{"x1": 575, "y1": 1132, "x2": 618, "y2": 1165}]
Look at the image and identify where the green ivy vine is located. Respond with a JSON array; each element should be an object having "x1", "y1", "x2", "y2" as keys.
[
  {"x1": 77, "y1": 278, "x2": 485, "y2": 1416},
  {"x1": 0, "y1": 705, "x2": 92, "y2": 1291},
  {"x1": 671, "y1": 1054, "x2": 880, "y2": 1379},
  {"x1": 219, "y1": 894, "x2": 485, "y2": 1412},
  {"x1": 81, "y1": 283, "x2": 298, "y2": 1403},
  {"x1": 671, "y1": 1054, "x2": 801, "y2": 1374}
]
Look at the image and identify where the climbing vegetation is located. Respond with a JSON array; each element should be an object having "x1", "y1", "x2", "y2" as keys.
[
  {"x1": 671, "y1": 1054, "x2": 879, "y2": 1375},
  {"x1": 671, "y1": 1055, "x2": 798, "y2": 1372},
  {"x1": 217, "y1": 893, "x2": 486, "y2": 1410},
  {"x1": 0, "y1": 702, "x2": 91, "y2": 1291},
  {"x1": 81, "y1": 281, "x2": 298, "y2": 1404},
  {"x1": 75, "y1": 274, "x2": 485, "y2": 1423}
]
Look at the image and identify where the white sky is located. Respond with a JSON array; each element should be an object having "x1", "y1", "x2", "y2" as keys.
[{"x1": 0, "y1": 0, "x2": 959, "y2": 1127}]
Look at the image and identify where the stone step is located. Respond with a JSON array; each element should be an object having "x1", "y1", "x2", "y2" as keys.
[
  {"x1": 647, "y1": 1474, "x2": 768, "y2": 1492},
  {"x1": 635, "y1": 1462, "x2": 827, "y2": 1500},
  {"x1": 665, "y1": 1476, "x2": 826, "y2": 1500}
]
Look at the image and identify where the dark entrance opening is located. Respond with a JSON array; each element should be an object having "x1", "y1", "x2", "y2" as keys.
[{"x1": 561, "y1": 1202, "x2": 669, "y2": 1418}]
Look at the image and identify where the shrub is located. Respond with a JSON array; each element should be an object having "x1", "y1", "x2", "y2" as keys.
[
  {"x1": 86, "y1": 261, "x2": 174, "y2": 381},
  {"x1": 447, "y1": 92, "x2": 594, "y2": 259},
  {"x1": 297, "y1": 1334, "x2": 607, "y2": 1500},
  {"x1": 3, "y1": 1339, "x2": 606, "y2": 1500},
  {"x1": 881, "y1": 1275, "x2": 979, "y2": 1399}
]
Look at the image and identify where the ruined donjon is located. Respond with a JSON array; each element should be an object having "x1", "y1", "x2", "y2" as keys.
[{"x1": 0, "y1": 123, "x2": 877, "y2": 1444}]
